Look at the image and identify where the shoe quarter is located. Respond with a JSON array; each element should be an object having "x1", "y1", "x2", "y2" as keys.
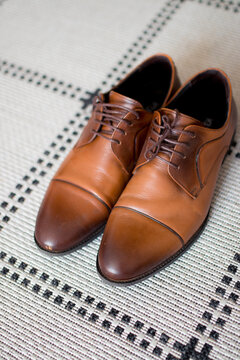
[
  {"x1": 197, "y1": 132, "x2": 227, "y2": 189},
  {"x1": 168, "y1": 125, "x2": 226, "y2": 199}
]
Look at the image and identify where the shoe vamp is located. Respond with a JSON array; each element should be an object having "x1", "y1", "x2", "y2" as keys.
[
  {"x1": 54, "y1": 137, "x2": 130, "y2": 208},
  {"x1": 116, "y1": 155, "x2": 223, "y2": 243}
]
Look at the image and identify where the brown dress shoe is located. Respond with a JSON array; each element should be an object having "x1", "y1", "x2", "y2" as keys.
[
  {"x1": 98, "y1": 69, "x2": 237, "y2": 284},
  {"x1": 35, "y1": 54, "x2": 179, "y2": 253}
]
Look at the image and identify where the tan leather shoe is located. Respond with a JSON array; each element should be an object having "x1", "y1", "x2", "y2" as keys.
[
  {"x1": 35, "y1": 54, "x2": 179, "y2": 253},
  {"x1": 98, "y1": 69, "x2": 237, "y2": 284}
]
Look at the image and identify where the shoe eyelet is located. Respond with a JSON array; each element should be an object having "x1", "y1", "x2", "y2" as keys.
[{"x1": 145, "y1": 151, "x2": 153, "y2": 160}]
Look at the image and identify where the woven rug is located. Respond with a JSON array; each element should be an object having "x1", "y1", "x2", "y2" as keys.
[{"x1": 0, "y1": 1, "x2": 239, "y2": 359}]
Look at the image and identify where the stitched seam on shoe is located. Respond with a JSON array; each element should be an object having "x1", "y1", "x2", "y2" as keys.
[
  {"x1": 52, "y1": 178, "x2": 111, "y2": 212},
  {"x1": 114, "y1": 206, "x2": 184, "y2": 245},
  {"x1": 196, "y1": 133, "x2": 225, "y2": 190}
]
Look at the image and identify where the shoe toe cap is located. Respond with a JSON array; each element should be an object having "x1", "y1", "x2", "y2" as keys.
[
  {"x1": 35, "y1": 180, "x2": 109, "y2": 253},
  {"x1": 98, "y1": 207, "x2": 182, "y2": 283}
]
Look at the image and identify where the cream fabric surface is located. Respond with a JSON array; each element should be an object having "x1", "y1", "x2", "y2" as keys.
[{"x1": 0, "y1": 1, "x2": 239, "y2": 359}]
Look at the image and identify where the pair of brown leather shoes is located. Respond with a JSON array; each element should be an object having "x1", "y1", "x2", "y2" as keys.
[{"x1": 35, "y1": 54, "x2": 237, "y2": 284}]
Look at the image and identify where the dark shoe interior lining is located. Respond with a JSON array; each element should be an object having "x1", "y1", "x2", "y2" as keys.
[
  {"x1": 168, "y1": 70, "x2": 229, "y2": 129},
  {"x1": 114, "y1": 56, "x2": 172, "y2": 111}
]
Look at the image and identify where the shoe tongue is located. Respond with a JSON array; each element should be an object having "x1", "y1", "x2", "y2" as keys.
[
  {"x1": 159, "y1": 108, "x2": 203, "y2": 129},
  {"x1": 108, "y1": 90, "x2": 142, "y2": 110}
]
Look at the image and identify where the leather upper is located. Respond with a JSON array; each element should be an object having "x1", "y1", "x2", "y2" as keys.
[
  {"x1": 98, "y1": 68, "x2": 237, "y2": 283},
  {"x1": 35, "y1": 53, "x2": 178, "y2": 252}
]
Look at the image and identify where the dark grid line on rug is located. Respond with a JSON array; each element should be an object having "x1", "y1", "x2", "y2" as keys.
[
  {"x1": 190, "y1": 0, "x2": 240, "y2": 12},
  {"x1": 0, "y1": 0, "x2": 239, "y2": 359},
  {"x1": 0, "y1": 59, "x2": 84, "y2": 103},
  {"x1": 166, "y1": 250, "x2": 240, "y2": 359},
  {"x1": 0, "y1": 251, "x2": 173, "y2": 358},
  {"x1": 2, "y1": 247, "x2": 239, "y2": 359},
  {"x1": 0, "y1": 0, "x2": 181, "y2": 102}
]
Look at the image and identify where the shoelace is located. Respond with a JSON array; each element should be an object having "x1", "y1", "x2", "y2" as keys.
[
  {"x1": 145, "y1": 111, "x2": 196, "y2": 169},
  {"x1": 91, "y1": 95, "x2": 139, "y2": 144}
]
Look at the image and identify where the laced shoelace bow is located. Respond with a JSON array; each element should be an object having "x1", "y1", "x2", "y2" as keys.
[
  {"x1": 145, "y1": 111, "x2": 196, "y2": 169},
  {"x1": 91, "y1": 95, "x2": 140, "y2": 144}
]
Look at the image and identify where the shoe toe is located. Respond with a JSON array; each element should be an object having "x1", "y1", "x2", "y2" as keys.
[
  {"x1": 98, "y1": 207, "x2": 182, "y2": 283},
  {"x1": 35, "y1": 180, "x2": 109, "y2": 253}
]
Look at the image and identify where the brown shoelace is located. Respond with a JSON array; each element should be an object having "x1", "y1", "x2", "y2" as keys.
[
  {"x1": 92, "y1": 95, "x2": 139, "y2": 144},
  {"x1": 145, "y1": 111, "x2": 196, "y2": 169}
]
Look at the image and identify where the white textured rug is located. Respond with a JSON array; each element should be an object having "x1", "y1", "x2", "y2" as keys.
[{"x1": 0, "y1": 1, "x2": 239, "y2": 359}]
